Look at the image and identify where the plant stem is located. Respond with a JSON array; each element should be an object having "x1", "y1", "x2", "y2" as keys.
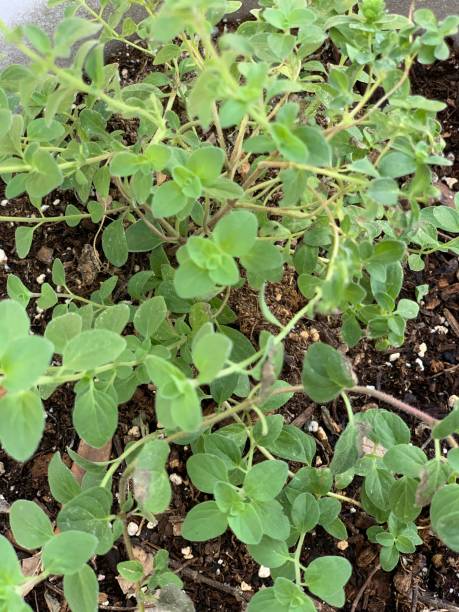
[
  {"x1": 351, "y1": 385, "x2": 436, "y2": 426},
  {"x1": 258, "y1": 161, "x2": 367, "y2": 186},
  {"x1": 434, "y1": 438, "x2": 442, "y2": 460},
  {"x1": 341, "y1": 392, "x2": 355, "y2": 425},
  {"x1": 0, "y1": 205, "x2": 127, "y2": 225},
  {"x1": 0, "y1": 153, "x2": 111, "y2": 176},
  {"x1": 294, "y1": 532, "x2": 306, "y2": 585}
]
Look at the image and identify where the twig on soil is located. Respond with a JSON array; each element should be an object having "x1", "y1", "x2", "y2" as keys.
[
  {"x1": 350, "y1": 563, "x2": 381, "y2": 612},
  {"x1": 171, "y1": 561, "x2": 251, "y2": 603},
  {"x1": 431, "y1": 363, "x2": 459, "y2": 378},
  {"x1": 417, "y1": 592, "x2": 459, "y2": 612}
]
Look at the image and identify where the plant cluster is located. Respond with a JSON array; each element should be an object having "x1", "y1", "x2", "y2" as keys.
[{"x1": 0, "y1": 0, "x2": 459, "y2": 610}]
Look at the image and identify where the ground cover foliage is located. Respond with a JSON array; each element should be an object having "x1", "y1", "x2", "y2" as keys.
[{"x1": 0, "y1": 0, "x2": 459, "y2": 610}]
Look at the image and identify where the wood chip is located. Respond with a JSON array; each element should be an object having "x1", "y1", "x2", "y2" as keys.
[{"x1": 444, "y1": 308, "x2": 459, "y2": 337}]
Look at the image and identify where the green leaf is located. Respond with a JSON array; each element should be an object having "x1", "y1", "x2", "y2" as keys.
[
  {"x1": 15, "y1": 226, "x2": 35, "y2": 259},
  {"x1": 291, "y1": 492, "x2": 320, "y2": 533},
  {"x1": 297, "y1": 126, "x2": 332, "y2": 167},
  {"x1": 0, "y1": 534, "x2": 23, "y2": 585},
  {"x1": 228, "y1": 502, "x2": 263, "y2": 545},
  {"x1": 248, "y1": 536, "x2": 290, "y2": 569},
  {"x1": 193, "y1": 332, "x2": 232, "y2": 383},
  {"x1": 431, "y1": 484, "x2": 459, "y2": 552},
  {"x1": 133, "y1": 440, "x2": 171, "y2": 514},
  {"x1": 214, "y1": 211, "x2": 258, "y2": 256},
  {"x1": 380, "y1": 545, "x2": 399, "y2": 571},
  {"x1": 355, "y1": 409, "x2": 410, "y2": 449},
  {"x1": 131, "y1": 171, "x2": 152, "y2": 203},
  {"x1": 45, "y1": 313, "x2": 82, "y2": 354},
  {"x1": 54, "y1": 17, "x2": 101, "y2": 57},
  {"x1": 117, "y1": 560, "x2": 144, "y2": 582},
  {"x1": 369, "y1": 240, "x2": 405, "y2": 265},
  {"x1": 330, "y1": 423, "x2": 359, "y2": 474},
  {"x1": 110, "y1": 152, "x2": 142, "y2": 177},
  {"x1": 25, "y1": 149, "x2": 63, "y2": 198},
  {"x1": 379, "y1": 152, "x2": 417, "y2": 178},
  {"x1": 73, "y1": 389, "x2": 118, "y2": 448},
  {"x1": 158, "y1": 383, "x2": 202, "y2": 432},
  {"x1": 102, "y1": 220, "x2": 128, "y2": 267},
  {"x1": 42, "y1": 531, "x2": 98, "y2": 575},
  {"x1": 253, "y1": 499, "x2": 290, "y2": 541},
  {"x1": 187, "y1": 146, "x2": 225, "y2": 185},
  {"x1": 203, "y1": 433, "x2": 241, "y2": 469},
  {"x1": 152, "y1": 181, "x2": 189, "y2": 218},
  {"x1": 433, "y1": 408, "x2": 459, "y2": 440},
  {"x1": 448, "y1": 448, "x2": 459, "y2": 473},
  {"x1": 342, "y1": 314, "x2": 362, "y2": 347},
  {"x1": 27, "y1": 118, "x2": 64, "y2": 142},
  {"x1": 304, "y1": 556, "x2": 352, "y2": 606},
  {"x1": 365, "y1": 466, "x2": 395, "y2": 510},
  {"x1": 271, "y1": 123, "x2": 308, "y2": 164},
  {"x1": 153, "y1": 44, "x2": 181, "y2": 65},
  {"x1": 182, "y1": 501, "x2": 228, "y2": 541},
  {"x1": 267, "y1": 425, "x2": 316, "y2": 464},
  {"x1": 126, "y1": 221, "x2": 163, "y2": 252},
  {"x1": 174, "y1": 259, "x2": 215, "y2": 299},
  {"x1": 367, "y1": 178, "x2": 400, "y2": 205},
  {"x1": 248, "y1": 586, "x2": 313, "y2": 612},
  {"x1": 0, "y1": 300, "x2": 30, "y2": 358},
  {"x1": 244, "y1": 460, "x2": 288, "y2": 502},
  {"x1": 253, "y1": 414, "x2": 284, "y2": 446},
  {"x1": 274, "y1": 577, "x2": 316, "y2": 609},
  {"x1": 57, "y1": 487, "x2": 113, "y2": 555},
  {"x1": 48, "y1": 452, "x2": 81, "y2": 504},
  {"x1": 416, "y1": 458, "x2": 451, "y2": 506},
  {"x1": 396, "y1": 299, "x2": 419, "y2": 320},
  {"x1": 94, "y1": 304, "x2": 130, "y2": 334},
  {"x1": 63, "y1": 565, "x2": 99, "y2": 612},
  {"x1": 134, "y1": 296, "x2": 167, "y2": 338},
  {"x1": 37, "y1": 283, "x2": 58, "y2": 310},
  {"x1": 204, "y1": 177, "x2": 244, "y2": 200},
  {"x1": 0, "y1": 108, "x2": 12, "y2": 137},
  {"x1": 9, "y1": 500, "x2": 54, "y2": 549},
  {"x1": 52, "y1": 258, "x2": 66, "y2": 285},
  {"x1": 1, "y1": 335, "x2": 53, "y2": 393},
  {"x1": 302, "y1": 342, "x2": 355, "y2": 402},
  {"x1": 0, "y1": 391, "x2": 45, "y2": 462},
  {"x1": 63, "y1": 330, "x2": 126, "y2": 371},
  {"x1": 187, "y1": 453, "x2": 228, "y2": 494},
  {"x1": 286, "y1": 467, "x2": 333, "y2": 501},
  {"x1": 383, "y1": 444, "x2": 427, "y2": 477},
  {"x1": 389, "y1": 477, "x2": 421, "y2": 522},
  {"x1": 433, "y1": 206, "x2": 459, "y2": 232},
  {"x1": 6, "y1": 275, "x2": 32, "y2": 308}
]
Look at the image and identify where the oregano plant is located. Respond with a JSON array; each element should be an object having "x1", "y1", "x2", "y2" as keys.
[{"x1": 0, "y1": 0, "x2": 459, "y2": 610}]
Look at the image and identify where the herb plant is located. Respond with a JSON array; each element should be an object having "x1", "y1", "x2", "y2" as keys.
[{"x1": 1, "y1": 0, "x2": 459, "y2": 610}]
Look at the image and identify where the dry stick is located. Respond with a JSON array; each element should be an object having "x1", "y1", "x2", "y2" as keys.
[
  {"x1": 350, "y1": 564, "x2": 381, "y2": 612},
  {"x1": 417, "y1": 592, "x2": 459, "y2": 612},
  {"x1": 351, "y1": 386, "x2": 458, "y2": 449},
  {"x1": 170, "y1": 561, "x2": 250, "y2": 604}
]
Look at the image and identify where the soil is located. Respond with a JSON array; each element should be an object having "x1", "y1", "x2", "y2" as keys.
[{"x1": 0, "y1": 40, "x2": 458, "y2": 612}]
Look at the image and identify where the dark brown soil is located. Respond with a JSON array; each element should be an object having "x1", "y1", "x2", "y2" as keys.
[{"x1": 0, "y1": 44, "x2": 458, "y2": 612}]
